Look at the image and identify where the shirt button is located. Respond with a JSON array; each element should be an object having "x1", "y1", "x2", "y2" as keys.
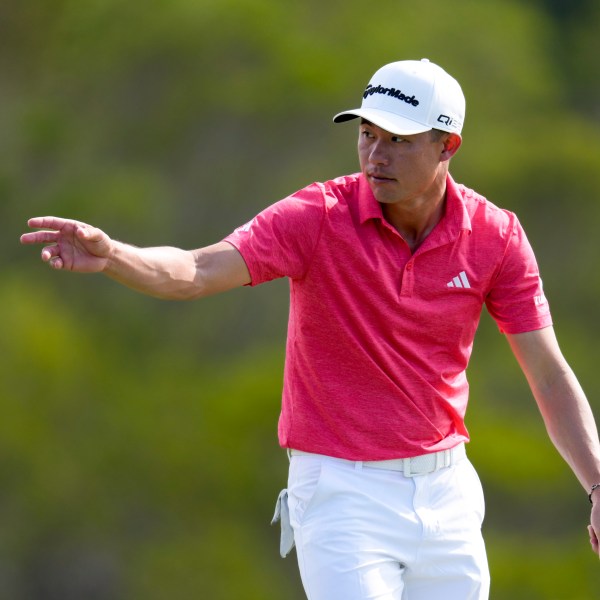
[{"x1": 406, "y1": 262, "x2": 413, "y2": 271}]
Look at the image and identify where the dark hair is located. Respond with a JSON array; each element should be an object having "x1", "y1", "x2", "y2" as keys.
[{"x1": 429, "y1": 128, "x2": 449, "y2": 141}]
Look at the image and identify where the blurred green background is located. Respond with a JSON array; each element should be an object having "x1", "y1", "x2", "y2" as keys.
[{"x1": 2, "y1": 0, "x2": 600, "y2": 597}]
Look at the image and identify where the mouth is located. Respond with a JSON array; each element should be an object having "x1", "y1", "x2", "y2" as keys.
[{"x1": 368, "y1": 172, "x2": 395, "y2": 184}]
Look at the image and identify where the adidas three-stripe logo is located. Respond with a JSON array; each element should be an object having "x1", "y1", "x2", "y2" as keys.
[{"x1": 447, "y1": 271, "x2": 471, "y2": 289}]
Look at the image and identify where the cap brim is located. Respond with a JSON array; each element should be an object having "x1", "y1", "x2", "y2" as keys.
[{"x1": 332, "y1": 108, "x2": 431, "y2": 135}]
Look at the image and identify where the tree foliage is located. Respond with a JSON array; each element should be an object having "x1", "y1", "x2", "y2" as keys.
[{"x1": 3, "y1": 0, "x2": 600, "y2": 597}]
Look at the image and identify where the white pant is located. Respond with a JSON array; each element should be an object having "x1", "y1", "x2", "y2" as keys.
[{"x1": 286, "y1": 450, "x2": 490, "y2": 600}]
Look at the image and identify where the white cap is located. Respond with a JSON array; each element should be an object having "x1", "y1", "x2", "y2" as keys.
[{"x1": 333, "y1": 59, "x2": 465, "y2": 135}]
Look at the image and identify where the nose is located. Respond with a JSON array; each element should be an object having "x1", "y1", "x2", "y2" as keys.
[{"x1": 369, "y1": 140, "x2": 390, "y2": 165}]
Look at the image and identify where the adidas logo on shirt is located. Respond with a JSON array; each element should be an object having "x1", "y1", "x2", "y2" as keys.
[{"x1": 447, "y1": 271, "x2": 471, "y2": 289}]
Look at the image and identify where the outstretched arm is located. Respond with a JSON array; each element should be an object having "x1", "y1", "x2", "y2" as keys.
[
  {"x1": 20, "y1": 216, "x2": 251, "y2": 300},
  {"x1": 506, "y1": 326, "x2": 600, "y2": 555}
]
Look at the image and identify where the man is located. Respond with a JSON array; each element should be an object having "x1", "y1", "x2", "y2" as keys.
[{"x1": 21, "y1": 59, "x2": 600, "y2": 599}]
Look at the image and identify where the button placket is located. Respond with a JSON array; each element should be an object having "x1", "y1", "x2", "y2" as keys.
[{"x1": 400, "y1": 260, "x2": 415, "y2": 297}]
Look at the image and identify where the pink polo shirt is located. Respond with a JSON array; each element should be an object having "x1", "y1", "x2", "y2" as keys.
[{"x1": 224, "y1": 173, "x2": 552, "y2": 460}]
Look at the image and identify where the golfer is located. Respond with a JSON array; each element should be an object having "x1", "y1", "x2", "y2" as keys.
[{"x1": 21, "y1": 59, "x2": 600, "y2": 600}]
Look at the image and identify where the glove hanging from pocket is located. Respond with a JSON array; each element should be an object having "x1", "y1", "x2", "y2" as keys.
[{"x1": 271, "y1": 488, "x2": 295, "y2": 558}]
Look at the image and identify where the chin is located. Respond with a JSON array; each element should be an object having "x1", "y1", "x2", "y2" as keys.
[{"x1": 373, "y1": 192, "x2": 403, "y2": 205}]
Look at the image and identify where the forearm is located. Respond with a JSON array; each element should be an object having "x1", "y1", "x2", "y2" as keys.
[
  {"x1": 507, "y1": 328, "x2": 600, "y2": 494},
  {"x1": 531, "y1": 364, "x2": 600, "y2": 493},
  {"x1": 104, "y1": 241, "x2": 203, "y2": 300},
  {"x1": 103, "y1": 240, "x2": 250, "y2": 300}
]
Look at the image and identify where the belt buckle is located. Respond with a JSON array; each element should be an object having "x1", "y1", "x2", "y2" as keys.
[
  {"x1": 438, "y1": 448, "x2": 451, "y2": 470},
  {"x1": 403, "y1": 457, "x2": 416, "y2": 477},
  {"x1": 402, "y1": 449, "x2": 451, "y2": 477}
]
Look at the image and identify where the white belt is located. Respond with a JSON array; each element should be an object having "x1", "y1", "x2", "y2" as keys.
[{"x1": 289, "y1": 443, "x2": 465, "y2": 478}]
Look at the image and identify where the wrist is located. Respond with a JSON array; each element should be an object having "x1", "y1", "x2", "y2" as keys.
[
  {"x1": 589, "y1": 483, "x2": 600, "y2": 505},
  {"x1": 102, "y1": 239, "x2": 122, "y2": 275}
]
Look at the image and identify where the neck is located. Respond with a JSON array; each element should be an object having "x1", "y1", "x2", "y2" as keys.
[
  {"x1": 384, "y1": 200, "x2": 445, "y2": 252},
  {"x1": 382, "y1": 174, "x2": 448, "y2": 253}
]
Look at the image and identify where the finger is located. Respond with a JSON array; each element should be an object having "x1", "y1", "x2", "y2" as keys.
[
  {"x1": 20, "y1": 230, "x2": 60, "y2": 245},
  {"x1": 27, "y1": 216, "x2": 74, "y2": 230},
  {"x1": 41, "y1": 245, "x2": 60, "y2": 262},
  {"x1": 49, "y1": 256, "x2": 64, "y2": 270}
]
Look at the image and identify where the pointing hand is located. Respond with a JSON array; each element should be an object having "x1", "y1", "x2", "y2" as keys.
[{"x1": 20, "y1": 216, "x2": 113, "y2": 273}]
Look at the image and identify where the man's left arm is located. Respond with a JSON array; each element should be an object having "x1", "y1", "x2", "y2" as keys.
[{"x1": 506, "y1": 326, "x2": 600, "y2": 555}]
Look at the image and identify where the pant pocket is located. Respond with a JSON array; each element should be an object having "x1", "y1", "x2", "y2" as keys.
[
  {"x1": 287, "y1": 455, "x2": 327, "y2": 528},
  {"x1": 456, "y1": 459, "x2": 486, "y2": 526}
]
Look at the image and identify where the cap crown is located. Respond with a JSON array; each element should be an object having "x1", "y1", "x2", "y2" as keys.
[{"x1": 334, "y1": 59, "x2": 465, "y2": 135}]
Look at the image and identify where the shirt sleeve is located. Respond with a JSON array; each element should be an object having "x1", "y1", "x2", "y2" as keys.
[
  {"x1": 223, "y1": 183, "x2": 326, "y2": 286},
  {"x1": 485, "y1": 214, "x2": 553, "y2": 334}
]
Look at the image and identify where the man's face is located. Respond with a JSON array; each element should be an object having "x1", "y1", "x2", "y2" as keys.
[{"x1": 358, "y1": 120, "x2": 454, "y2": 206}]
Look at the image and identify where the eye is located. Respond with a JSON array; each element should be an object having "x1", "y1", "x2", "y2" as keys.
[
  {"x1": 360, "y1": 128, "x2": 374, "y2": 139},
  {"x1": 391, "y1": 135, "x2": 407, "y2": 143}
]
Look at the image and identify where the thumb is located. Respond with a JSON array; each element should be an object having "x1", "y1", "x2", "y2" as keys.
[
  {"x1": 75, "y1": 224, "x2": 112, "y2": 259},
  {"x1": 76, "y1": 224, "x2": 101, "y2": 240},
  {"x1": 588, "y1": 525, "x2": 599, "y2": 554}
]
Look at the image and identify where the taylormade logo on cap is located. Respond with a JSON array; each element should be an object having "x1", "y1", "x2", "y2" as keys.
[
  {"x1": 333, "y1": 58, "x2": 465, "y2": 136},
  {"x1": 362, "y1": 84, "x2": 420, "y2": 107}
]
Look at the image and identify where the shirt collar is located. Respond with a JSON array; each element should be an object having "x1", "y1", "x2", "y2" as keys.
[
  {"x1": 444, "y1": 173, "x2": 473, "y2": 236},
  {"x1": 358, "y1": 172, "x2": 472, "y2": 238},
  {"x1": 358, "y1": 174, "x2": 384, "y2": 224}
]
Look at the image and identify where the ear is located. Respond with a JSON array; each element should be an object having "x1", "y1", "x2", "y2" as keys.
[{"x1": 440, "y1": 133, "x2": 462, "y2": 161}]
